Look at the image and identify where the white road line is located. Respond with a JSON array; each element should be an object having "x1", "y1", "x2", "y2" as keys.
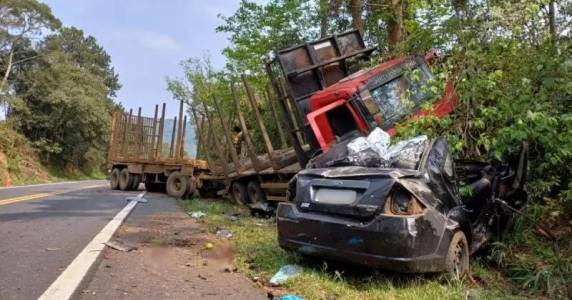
[
  {"x1": 39, "y1": 191, "x2": 146, "y2": 300},
  {"x1": 0, "y1": 180, "x2": 105, "y2": 190}
]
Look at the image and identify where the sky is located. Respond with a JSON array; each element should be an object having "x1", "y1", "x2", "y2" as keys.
[{"x1": 41, "y1": 0, "x2": 246, "y2": 118}]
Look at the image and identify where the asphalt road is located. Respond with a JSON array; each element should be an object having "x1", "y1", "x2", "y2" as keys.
[{"x1": 0, "y1": 180, "x2": 138, "y2": 300}]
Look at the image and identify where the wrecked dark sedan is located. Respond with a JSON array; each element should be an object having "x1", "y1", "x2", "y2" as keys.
[{"x1": 277, "y1": 136, "x2": 528, "y2": 274}]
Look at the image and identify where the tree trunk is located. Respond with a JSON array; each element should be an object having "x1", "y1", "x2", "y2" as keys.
[
  {"x1": 387, "y1": 0, "x2": 404, "y2": 47},
  {"x1": 350, "y1": 0, "x2": 363, "y2": 32},
  {"x1": 548, "y1": 0, "x2": 557, "y2": 42},
  {"x1": 0, "y1": 48, "x2": 14, "y2": 96},
  {"x1": 319, "y1": 0, "x2": 329, "y2": 37}
]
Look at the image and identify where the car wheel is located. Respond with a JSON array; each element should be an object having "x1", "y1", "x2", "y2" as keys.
[
  {"x1": 110, "y1": 168, "x2": 120, "y2": 190},
  {"x1": 166, "y1": 171, "x2": 188, "y2": 198},
  {"x1": 119, "y1": 168, "x2": 133, "y2": 191},
  {"x1": 231, "y1": 182, "x2": 248, "y2": 204},
  {"x1": 445, "y1": 231, "x2": 470, "y2": 276}
]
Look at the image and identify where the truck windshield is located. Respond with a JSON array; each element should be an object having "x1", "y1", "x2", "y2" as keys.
[{"x1": 369, "y1": 65, "x2": 433, "y2": 128}]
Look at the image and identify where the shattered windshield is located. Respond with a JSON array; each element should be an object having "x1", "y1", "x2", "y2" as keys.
[{"x1": 369, "y1": 63, "x2": 433, "y2": 127}]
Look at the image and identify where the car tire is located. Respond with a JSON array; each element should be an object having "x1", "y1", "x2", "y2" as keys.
[
  {"x1": 445, "y1": 231, "x2": 470, "y2": 276},
  {"x1": 119, "y1": 168, "x2": 133, "y2": 191},
  {"x1": 231, "y1": 182, "x2": 248, "y2": 204},
  {"x1": 166, "y1": 171, "x2": 188, "y2": 198},
  {"x1": 110, "y1": 168, "x2": 120, "y2": 190}
]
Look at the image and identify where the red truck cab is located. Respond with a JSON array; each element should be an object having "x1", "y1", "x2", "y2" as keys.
[
  {"x1": 271, "y1": 30, "x2": 458, "y2": 164},
  {"x1": 307, "y1": 54, "x2": 458, "y2": 151}
]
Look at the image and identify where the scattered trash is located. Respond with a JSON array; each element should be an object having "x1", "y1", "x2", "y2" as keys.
[
  {"x1": 280, "y1": 295, "x2": 304, "y2": 300},
  {"x1": 190, "y1": 211, "x2": 206, "y2": 219},
  {"x1": 216, "y1": 228, "x2": 233, "y2": 239},
  {"x1": 269, "y1": 264, "x2": 302, "y2": 286},
  {"x1": 197, "y1": 274, "x2": 208, "y2": 280},
  {"x1": 45, "y1": 247, "x2": 61, "y2": 251},
  {"x1": 105, "y1": 240, "x2": 137, "y2": 252},
  {"x1": 204, "y1": 242, "x2": 214, "y2": 250},
  {"x1": 221, "y1": 263, "x2": 237, "y2": 273},
  {"x1": 225, "y1": 212, "x2": 241, "y2": 221}
]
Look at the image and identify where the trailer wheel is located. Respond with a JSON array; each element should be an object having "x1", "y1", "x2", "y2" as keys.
[
  {"x1": 166, "y1": 171, "x2": 188, "y2": 198},
  {"x1": 445, "y1": 231, "x2": 469, "y2": 276},
  {"x1": 247, "y1": 181, "x2": 266, "y2": 204},
  {"x1": 130, "y1": 174, "x2": 141, "y2": 191},
  {"x1": 231, "y1": 182, "x2": 248, "y2": 204},
  {"x1": 110, "y1": 168, "x2": 120, "y2": 190},
  {"x1": 119, "y1": 168, "x2": 133, "y2": 191}
]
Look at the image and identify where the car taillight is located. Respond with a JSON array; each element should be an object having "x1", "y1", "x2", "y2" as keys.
[{"x1": 384, "y1": 185, "x2": 425, "y2": 215}]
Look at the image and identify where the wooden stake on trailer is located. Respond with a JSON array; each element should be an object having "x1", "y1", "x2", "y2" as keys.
[
  {"x1": 121, "y1": 109, "x2": 132, "y2": 160},
  {"x1": 264, "y1": 86, "x2": 288, "y2": 149},
  {"x1": 109, "y1": 111, "x2": 118, "y2": 162},
  {"x1": 191, "y1": 107, "x2": 215, "y2": 169},
  {"x1": 212, "y1": 95, "x2": 242, "y2": 173},
  {"x1": 149, "y1": 104, "x2": 159, "y2": 160},
  {"x1": 202, "y1": 102, "x2": 229, "y2": 176},
  {"x1": 169, "y1": 116, "x2": 177, "y2": 159},
  {"x1": 175, "y1": 100, "x2": 184, "y2": 160},
  {"x1": 180, "y1": 115, "x2": 187, "y2": 159},
  {"x1": 136, "y1": 107, "x2": 143, "y2": 160},
  {"x1": 241, "y1": 75, "x2": 274, "y2": 157},
  {"x1": 195, "y1": 116, "x2": 204, "y2": 159},
  {"x1": 156, "y1": 103, "x2": 166, "y2": 160},
  {"x1": 230, "y1": 82, "x2": 266, "y2": 171},
  {"x1": 265, "y1": 62, "x2": 308, "y2": 167}
]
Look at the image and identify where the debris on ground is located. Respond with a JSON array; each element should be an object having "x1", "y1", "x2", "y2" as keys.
[
  {"x1": 105, "y1": 240, "x2": 137, "y2": 252},
  {"x1": 269, "y1": 265, "x2": 302, "y2": 286},
  {"x1": 44, "y1": 247, "x2": 61, "y2": 251},
  {"x1": 204, "y1": 242, "x2": 214, "y2": 250},
  {"x1": 280, "y1": 295, "x2": 304, "y2": 300},
  {"x1": 189, "y1": 211, "x2": 206, "y2": 219},
  {"x1": 224, "y1": 212, "x2": 241, "y2": 221},
  {"x1": 216, "y1": 228, "x2": 233, "y2": 239}
]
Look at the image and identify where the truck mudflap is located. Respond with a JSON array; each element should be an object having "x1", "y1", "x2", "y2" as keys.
[{"x1": 277, "y1": 202, "x2": 454, "y2": 273}]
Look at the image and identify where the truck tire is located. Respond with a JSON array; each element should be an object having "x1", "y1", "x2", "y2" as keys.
[
  {"x1": 231, "y1": 182, "x2": 248, "y2": 204},
  {"x1": 247, "y1": 181, "x2": 267, "y2": 204},
  {"x1": 445, "y1": 231, "x2": 469, "y2": 276},
  {"x1": 110, "y1": 168, "x2": 120, "y2": 190},
  {"x1": 186, "y1": 176, "x2": 197, "y2": 198},
  {"x1": 166, "y1": 171, "x2": 188, "y2": 198},
  {"x1": 130, "y1": 174, "x2": 141, "y2": 190},
  {"x1": 119, "y1": 168, "x2": 133, "y2": 191}
]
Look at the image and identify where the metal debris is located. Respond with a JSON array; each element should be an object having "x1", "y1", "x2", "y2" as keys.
[{"x1": 105, "y1": 240, "x2": 137, "y2": 252}]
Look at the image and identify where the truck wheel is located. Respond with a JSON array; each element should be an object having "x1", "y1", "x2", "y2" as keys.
[
  {"x1": 130, "y1": 174, "x2": 141, "y2": 191},
  {"x1": 445, "y1": 231, "x2": 469, "y2": 276},
  {"x1": 110, "y1": 168, "x2": 120, "y2": 190},
  {"x1": 247, "y1": 181, "x2": 267, "y2": 204},
  {"x1": 186, "y1": 176, "x2": 197, "y2": 198},
  {"x1": 166, "y1": 171, "x2": 188, "y2": 198},
  {"x1": 231, "y1": 182, "x2": 248, "y2": 204},
  {"x1": 119, "y1": 168, "x2": 133, "y2": 191}
]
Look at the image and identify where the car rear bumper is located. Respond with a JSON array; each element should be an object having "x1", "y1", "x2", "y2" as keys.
[{"x1": 277, "y1": 203, "x2": 453, "y2": 273}]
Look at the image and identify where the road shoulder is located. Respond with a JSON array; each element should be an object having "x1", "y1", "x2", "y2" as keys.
[{"x1": 78, "y1": 193, "x2": 266, "y2": 299}]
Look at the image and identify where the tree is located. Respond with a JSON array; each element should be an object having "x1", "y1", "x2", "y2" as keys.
[
  {"x1": 42, "y1": 27, "x2": 121, "y2": 97},
  {"x1": 0, "y1": 0, "x2": 60, "y2": 97}
]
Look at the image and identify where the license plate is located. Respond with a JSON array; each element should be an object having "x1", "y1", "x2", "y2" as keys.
[{"x1": 314, "y1": 188, "x2": 357, "y2": 205}]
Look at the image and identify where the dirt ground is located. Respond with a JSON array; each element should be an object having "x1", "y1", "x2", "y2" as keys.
[{"x1": 78, "y1": 208, "x2": 267, "y2": 299}]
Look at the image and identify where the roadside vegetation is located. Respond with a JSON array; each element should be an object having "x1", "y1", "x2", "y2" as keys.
[
  {"x1": 182, "y1": 198, "x2": 567, "y2": 299},
  {"x1": 1, "y1": 0, "x2": 120, "y2": 184}
]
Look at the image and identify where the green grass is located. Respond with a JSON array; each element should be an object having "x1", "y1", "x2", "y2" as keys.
[{"x1": 181, "y1": 198, "x2": 541, "y2": 300}]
